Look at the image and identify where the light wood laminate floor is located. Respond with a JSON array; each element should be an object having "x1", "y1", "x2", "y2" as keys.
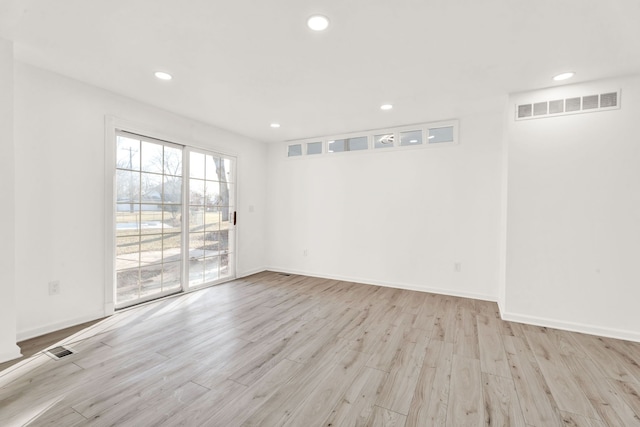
[{"x1": 1, "y1": 271, "x2": 640, "y2": 426}]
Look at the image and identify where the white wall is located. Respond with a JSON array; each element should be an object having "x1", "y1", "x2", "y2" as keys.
[
  {"x1": 13, "y1": 63, "x2": 267, "y2": 340},
  {"x1": 0, "y1": 39, "x2": 21, "y2": 363},
  {"x1": 266, "y1": 111, "x2": 504, "y2": 301},
  {"x1": 504, "y1": 75, "x2": 640, "y2": 341}
]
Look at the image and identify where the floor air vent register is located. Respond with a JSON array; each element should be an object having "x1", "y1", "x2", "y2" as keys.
[
  {"x1": 516, "y1": 90, "x2": 620, "y2": 120},
  {"x1": 44, "y1": 345, "x2": 76, "y2": 360}
]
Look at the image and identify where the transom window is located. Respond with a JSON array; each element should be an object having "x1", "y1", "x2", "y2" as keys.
[{"x1": 286, "y1": 120, "x2": 458, "y2": 158}]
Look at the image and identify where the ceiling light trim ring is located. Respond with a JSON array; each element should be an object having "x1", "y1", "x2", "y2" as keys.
[
  {"x1": 553, "y1": 72, "x2": 575, "y2": 81},
  {"x1": 154, "y1": 71, "x2": 172, "y2": 81},
  {"x1": 307, "y1": 15, "x2": 330, "y2": 31}
]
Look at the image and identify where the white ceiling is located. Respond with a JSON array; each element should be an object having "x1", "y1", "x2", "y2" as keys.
[{"x1": 1, "y1": 0, "x2": 639, "y2": 143}]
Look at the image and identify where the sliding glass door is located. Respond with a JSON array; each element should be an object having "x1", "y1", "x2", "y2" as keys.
[{"x1": 114, "y1": 132, "x2": 236, "y2": 308}]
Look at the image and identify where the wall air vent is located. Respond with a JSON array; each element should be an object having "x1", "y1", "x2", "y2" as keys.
[
  {"x1": 533, "y1": 102, "x2": 548, "y2": 116},
  {"x1": 548, "y1": 99, "x2": 564, "y2": 114},
  {"x1": 600, "y1": 92, "x2": 618, "y2": 108},
  {"x1": 515, "y1": 90, "x2": 620, "y2": 121},
  {"x1": 566, "y1": 97, "x2": 581, "y2": 112}
]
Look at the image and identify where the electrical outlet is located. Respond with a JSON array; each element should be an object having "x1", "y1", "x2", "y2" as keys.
[
  {"x1": 454, "y1": 262, "x2": 462, "y2": 272},
  {"x1": 49, "y1": 281, "x2": 61, "y2": 295}
]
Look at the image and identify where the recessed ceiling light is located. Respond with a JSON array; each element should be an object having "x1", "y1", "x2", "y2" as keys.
[
  {"x1": 307, "y1": 15, "x2": 330, "y2": 31},
  {"x1": 270, "y1": 123, "x2": 281, "y2": 128},
  {"x1": 154, "y1": 71, "x2": 172, "y2": 81},
  {"x1": 380, "y1": 104, "x2": 393, "y2": 110},
  {"x1": 553, "y1": 72, "x2": 575, "y2": 81}
]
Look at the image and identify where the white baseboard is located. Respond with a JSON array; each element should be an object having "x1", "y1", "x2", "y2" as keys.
[
  {"x1": 237, "y1": 267, "x2": 267, "y2": 279},
  {"x1": 267, "y1": 266, "x2": 497, "y2": 302},
  {"x1": 17, "y1": 310, "x2": 106, "y2": 342},
  {"x1": 501, "y1": 311, "x2": 640, "y2": 343},
  {"x1": 0, "y1": 345, "x2": 22, "y2": 364}
]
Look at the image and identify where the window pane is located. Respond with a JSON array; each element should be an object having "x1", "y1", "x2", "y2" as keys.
[
  {"x1": 162, "y1": 262, "x2": 181, "y2": 291},
  {"x1": 138, "y1": 209, "x2": 164, "y2": 235},
  {"x1": 141, "y1": 141, "x2": 164, "y2": 173},
  {"x1": 189, "y1": 207, "x2": 205, "y2": 234},
  {"x1": 221, "y1": 183, "x2": 234, "y2": 209},
  {"x1": 164, "y1": 146, "x2": 182, "y2": 176},
  {"x1": 188, "y1": 259, "x2": 204, "y2": 286},
  {"x1": 428, "y1": 126, "x2": 454, "y2": 143},
  {"x1": 348, "y1": 137, "x2": 368, "y2": 151},
  {"x1": 116, "y1": 203, "x2": 138, "y2": 215},
  {"x1": 117, "y1": 269, "x2": 139, "y2": 303},
  {"x1": 163, "y1": 210, "x2": 181, "y2": 233},
  {"x1": 218, "y1": 229, "x2": 232, "y2": 254},
  {"x1": 189, "y1": 232, "x2": 206, "y2": 261},
  {"x1": 307, "y1": 142, "x2": 322, "y2": 155},
  {"x1": 161, "y1": 233, "x2": 181, "y2": 264},
  {"x1": 220, "y1": 158, "x2": 233, "y2": 182},
  {"x1": 137, "y1": 206, "x2": 162, "y2": 224},
  {"x1": 204, "y1": 231, "x2": 219, "y2": 256},
  {"x1": 139, "y1": 264, "x2": 163, "y2": 298},
  {"x1": 400, "y1": 130, "x2": 422, "y2": 146},
  {"x1": 205, "y1": 155, "x2": 218, "y2": 181},
  {"x1": 219, "y1": 208, "x2": 232, "y2": 230},
  {"x1": 190, "y1": 152, "x2": 205, "y2": 178},
  {"x1": 189, "y1": 179, "x2": 205, "y2": 205},
  {"x1": 116, "y1": 136, "x2": 140, "y2": 171},
  {"x1": 374, "y1": 133, "x2": 394, "y2": 148},
  {"x1": 328, "y1": 136, "x2": 368, "y2": 152},
  {"x1": 204, "y1": 156, "x2": 232, "y2": 182},
  {"x1": 116, "y1": 170, "x2": 140, "y2": 204},
  {"x1": 220, "y1": 254, "x2": 233, "y2": 280},
  {"x1": 140, "y1": 236, "x2": 163, "y2": 265},
  {"x1": 205, "y1": 211, "x2": 221, "y2": 232},
  {"x1": 140, "y1": 173, "x2": 163, "y2": 203},
  {"x1": 219, "y1": 202, "x2": 233, "y2": 231},
  {"x1": 116, "y1": 235, "x2": 139, "y2": 270},
  {"x1": 163, "y1": 177, "x2": 182, "y2": 204},
  {"x1": 327, "y1": 139, "x2": 344, "y2": 153},
  {"x1": 205, "y1": 181, "x2": 221, "y2": 209},
  {"x1": 116, "y1": 213, "x2": 139, "y2": 237},
  {"x1": 288, "y1": 144, "x2": 302, "y2": 157},
  {"x1": 204, "y1": 257, "x2": 220, "y2": 283}
]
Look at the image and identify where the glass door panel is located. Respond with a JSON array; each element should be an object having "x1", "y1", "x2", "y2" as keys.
[
  {"x1": 115, "y1": 132, "x2": 183, "y2": 308},
  {"x1": 187, "y1": 150, "x2": 236, "y2": 288}
]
